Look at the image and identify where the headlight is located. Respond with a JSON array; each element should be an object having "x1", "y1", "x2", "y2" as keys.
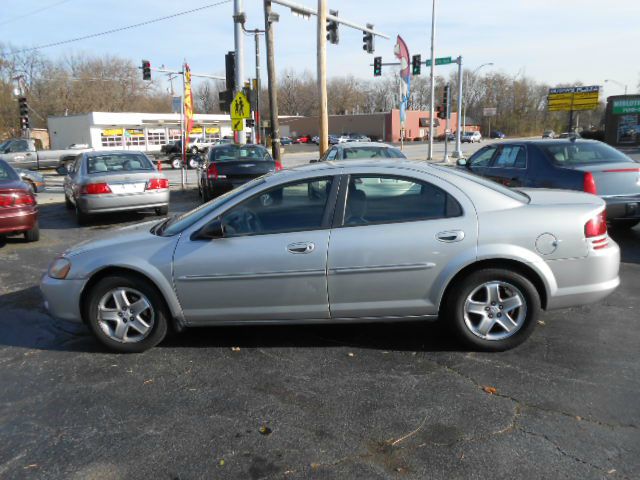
[{"x1": 48, "y1": 257, "x2": 71, "y2": 279}]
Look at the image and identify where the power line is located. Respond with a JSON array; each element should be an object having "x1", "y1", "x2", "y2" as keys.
[
  {"x1": 2, "y1": 0, "x2": 232, "y2": 55},
  {"x1": 0, "y1": 0, "x2": 74, "y2": 27}
]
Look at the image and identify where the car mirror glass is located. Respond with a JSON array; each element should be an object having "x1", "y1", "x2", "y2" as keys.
[
  {"x1": 194, "y1": 219, "x2": 224, "y2": 240},
  {"x1": 56, "y1": 165, "x2": 68, "y2": 175}
]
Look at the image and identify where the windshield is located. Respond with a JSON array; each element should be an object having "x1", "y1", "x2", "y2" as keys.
[
  {"x1": 86, "y1": 153, "x2": 154, "y2": 174},
  {"x1": 342, "y1": 146, "x2": 406, "y2": 159},
  {"x1": 157, "y1": 177, "x2": 267, "y2": 236},
  {"x1": 0, "y1": 160, "x2": 19, "y2": 181},
  {"x1": 211, "y1": 145, "x2": 271, "y2": 162},
  {"x1": 540, "y1": 142, "x2": 635, "y2": 166},
  {"x1": 434, "y1": 165, "x2": 530, "y2": 203}
]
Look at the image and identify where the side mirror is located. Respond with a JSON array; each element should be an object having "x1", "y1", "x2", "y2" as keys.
[
  {"x1": 456, "y1": 158, "x2": 468, "y2": 167},
  {"x1": 56, "y1": 165, "x2": 68, "y2": 175},
  {"x1": 193, "y1": 219, "x2": 224, "y2": 240}
]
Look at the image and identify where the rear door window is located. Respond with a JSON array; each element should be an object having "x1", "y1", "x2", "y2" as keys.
[
  {"x1": 469, "y1": 146, "x2": 497, "y2": 167},
  {"x1": 492, "y1": 145, "x2": 527, "y2": 168}
]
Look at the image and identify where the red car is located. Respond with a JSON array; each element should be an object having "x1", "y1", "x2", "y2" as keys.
[
  {"x1": 294, "y1": 135, "x2": 312, "y2": 144},
  {"x1": 0, "y1": 159, "x2": 39, "y2": 242}
]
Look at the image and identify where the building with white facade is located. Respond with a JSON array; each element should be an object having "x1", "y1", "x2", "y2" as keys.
[{"x1": 48, "y1": 112, "x2": 243, "y2": 152}]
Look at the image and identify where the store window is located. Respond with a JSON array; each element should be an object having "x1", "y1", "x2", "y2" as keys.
[{"x1": 100, "y1": 128, "x2": 124, "y2": 147}]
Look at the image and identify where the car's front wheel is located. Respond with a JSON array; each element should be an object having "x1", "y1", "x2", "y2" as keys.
[
  {"x1": 85, "y1": 275, "x2": 169, "y2": 353},
  {"x1": 444, "y1": 268, "x2": 540, "y2": 351},
  {"x1": 24, "y1": 221, "x2": 39, "y2": 242}
]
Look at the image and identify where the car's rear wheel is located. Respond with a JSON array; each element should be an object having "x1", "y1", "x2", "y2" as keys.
[
  {"x1": 610, "y1": 219, "x2": 639, "y2": 230},
  {"x1": 24, "y1": 221, "x2": 39, "y2": 242},
  {"x1": 171, "y1": 157, "x2": 182, "y2": 169},
  {"x1": 444, "y1": 268, "x2": 540, "y2": 351},
  {"x1": 155, "y1": 206, "x2": 169, "y2": 216},
  {"x1": 64, "y1": 194, "x2": 74, "y2": 210},
  {"x1": 76, "y1": 204, "x2": 90, "y2": 225},
  {"x1": 85, "y1": 275, "x2": 169, "y2": 353}
]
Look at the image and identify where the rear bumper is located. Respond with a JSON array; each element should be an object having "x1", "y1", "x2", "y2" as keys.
[
  {"x1": 207, "y1": 177, "x2": 260, "y2": 194},
  {"x1": 78, "y1": 190, "x2": 170, "y2": 214},
  {"x1": 603, "y1": 195, "x2": 640, "y2": 221},
  {"x1": 0, "y1": 207, "x2": 37, "y2": 235},
  {"x1": 545, "y1": 240, "x2": 620, "y2": 310},
  {"x1": 40, "y1": 274, "x2": 85, "y2": 323}
]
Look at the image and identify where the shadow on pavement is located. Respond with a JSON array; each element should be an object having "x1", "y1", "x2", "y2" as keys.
[{"x1": 610, "y1": 226, "x2": 640, "y2": 265}]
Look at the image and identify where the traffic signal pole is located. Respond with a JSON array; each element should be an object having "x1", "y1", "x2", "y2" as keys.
[
  {"x1": 454, "y1": 55, "x2": 463, "y2": 159},
  {"x1": 234, "y1": 0, "x2": 246, "y2": 145},
  {"x1": 427, "y1": 0, "x2": 437, "y2": 161}
]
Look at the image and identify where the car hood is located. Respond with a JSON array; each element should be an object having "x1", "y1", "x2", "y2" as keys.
[{"x1": 64, "y1": 220, "x2": 162, "y2": 257}]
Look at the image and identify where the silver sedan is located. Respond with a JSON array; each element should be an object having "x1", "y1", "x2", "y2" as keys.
[
  {"x1": 58, "y1": 151, "x2": 169, "y2": 225},
  {"x1": 41, "y1": 159, "x2": 620, "y2": 352}
]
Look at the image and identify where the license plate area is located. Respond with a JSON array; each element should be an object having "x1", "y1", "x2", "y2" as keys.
[{"x1": 109, "y1": 183, "x2": 146, "y2": 194}]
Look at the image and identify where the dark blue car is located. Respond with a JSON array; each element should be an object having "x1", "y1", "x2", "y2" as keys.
[{"x1": 458, "y1": 139, "x2": 640, "y2": 228}]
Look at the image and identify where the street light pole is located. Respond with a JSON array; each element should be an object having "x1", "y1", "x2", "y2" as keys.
[
  {"x1": 462, "y1": 62, "x2": 493, "y2": 135},
  {"x1": 234, "y1": 0, "x2": 246, "y2": 144},
  {"x1": 264, "y1": 1, "x2": 281, "y2": 161},
  {"x1": 317, "y1": 0, "x2": 329, "y2": 156},
  {"x1": 427, "y1": 0, "x2": 436, "y2": 161},
  {"x1": 604, "y1": 79, "x2": 628, "y2": 95}
]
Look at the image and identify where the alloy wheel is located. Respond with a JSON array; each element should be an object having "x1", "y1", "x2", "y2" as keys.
[{"x1": 97, "y1": 287, "x2": 155, "y2": 343}]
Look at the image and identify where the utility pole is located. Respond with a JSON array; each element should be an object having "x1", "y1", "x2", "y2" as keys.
[
  {"x1": 264, "y1": 1, "x2": 281, "y2": 161},
  {"x1": 454, "y1": 55, "x2": 463, "y2": 159},
  {"x1": 427, "y1": 0, "x2": 436, "y2": 160},
  {"x1": 254, "y1": 33, "x2": 262, "y2": 144},
  {"x1": 234, "y1": 0, "x2": 246, "y2": 144},
  {"x1": 317, "y1": 0, "x2": 329, "y2": 155}
]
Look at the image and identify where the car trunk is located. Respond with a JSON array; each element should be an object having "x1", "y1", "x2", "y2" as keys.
[
  {"x1": 565, "y1": 163, "x2": 640, "y2": 197},
  {"x1": 215, "y1": 160, "x2": 274, "y2": 184},
  {"x1": 86, "y1": 171, "x2": 162, "y2": 194}
]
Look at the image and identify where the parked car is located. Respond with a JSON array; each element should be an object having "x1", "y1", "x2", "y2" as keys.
[
  {"x1": 280, "y1": 137, "x2": 293, "y2": 145},
  {"x1": 15, "y1": 168, "x2": 46, "y2": 193},
  {"x1": 457, "y1": 139, "x2": 640, "y2": 229},
  {"x1": 58, "y1": 151, "x2": 169, "y2": 225},
  {"x1": 0, "y1": 138, "x2": 91, "y2": 170},
  {"x1": 161, "y1": 140, "x2": 180, "y2": 156},
  {"x1": 198, "y1": 144, "x2": 282, "y2": 201},
  {"x1": 188, "y1": 137, "x2": 216, "y2": 154},
  {"x1": 312, "y1": 142, "x2": 406, "y2": 162},
  {"x1": 294, "y1": 135, "x2": 312, "y2": 144},
  {"x1": 542, "y1": 130, "x2": 556, "y2": 139},
  {"x1": 328, "y1": 134, "x2": 340, "y2": 145},
  {"x1": 558, "y1": 132, "x2": 581, "y2": 139},
  {"x1": 436, "y1": 132, "x2": 455, "y2": 142},
  {"x1": 348, "y1": 134, "x2": 372, "y2": 142},
  {"x1": 311, "y1": 136, "x2": 319, "y2": 145},
  {"x1": 490, "y1": 131, "x2": 506, "y2": 139},
  {"x1": 337, "y1": 134, "x2": 351, "y2": 143},
  {"x1": 41, "y1": 158, "x2": 620, "y2": 353},
  {"x1": 461, "y1": 131, "x2": 482, "y2": 143},
  {"x1": 0, "y1": 159, "x2": 39, "y2": 242}
]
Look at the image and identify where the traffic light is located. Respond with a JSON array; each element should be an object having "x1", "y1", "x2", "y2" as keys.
[
  {"x1": 436, "y1": 105, "x2": 444, "y2": 119},
  {"x1": 219, "y1": 90, "x2": 231, "y2": 113},
  {"x1": 362, "y1": 23, "x2": 374, "y2": 54},
  {"x1": 373, "y1": 56, "x2": 382, "y2": 77},
  {"x1": 18, "y1": 97, "x2": 28, "y2": 117},
  {"x1": 141, "y1": 60, "x2": 151, "y2": 81},
  {"x1": 442, "y1": 84, "x2": 450, "y2": 119},
  {"x1": 225, "y1": 51, "x2": 236, "y2": 94},
  {"x1": 326, "y1": 9, "x2": 339, "y2": 45},
  {"x1": 412, "y1": 54, "x2": 421, "y2": 75}
]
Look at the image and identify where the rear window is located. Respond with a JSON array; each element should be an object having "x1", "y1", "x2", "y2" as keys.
[
  {"x1": 0, "y1": 161, "x2": 19, "y2": 181},
  {"x1": 540, "y1": 142, "x2": 635, "y2": 166},
  {"x1": 211, "y1": 146, "x2": 272, "y2": 162},
  {"x1": 86, "y1": 154, "x2": 153, "y2": 174},
  {"x1": 342, "y1": 147, "x2": 406, "y2": 160}
]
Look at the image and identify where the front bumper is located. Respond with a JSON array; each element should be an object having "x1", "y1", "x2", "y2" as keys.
[
  {"x1": 545, "y1": 240, "x2": 620, "y2": 310},
  {"x1": 0, "y1": 207, "x2": 37, "y2": 235},
  {"x1": 40, "y1": 274, "x2": 86, "y2": 323},
  {"x1": 78, "y1": 190, "x2": 170, "y2": 214},
  {"x1": 603, "y1": 195, "x2": 640, "y2": 221}
]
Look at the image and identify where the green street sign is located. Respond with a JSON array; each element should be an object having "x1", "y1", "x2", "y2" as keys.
[
  {"x1": 612, "y1": 99, "x2": 640, "y2": 114},
  {"x1": 425, "y1": 56, "x2": 453, "y2": 66}
]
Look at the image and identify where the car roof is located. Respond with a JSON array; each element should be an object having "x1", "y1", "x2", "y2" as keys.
[
  {"x1": 210, "y1": 143, "x2": 266, "y2": 149},
  {"x1": 84, "y1": 150, "x2": 148, "y2": 157},
  {"x1": 336, "y1": 142, "x2": 394, "y2": 149},
  {"x1": 490, "y1": 139, "x2": 597, "y2": 147}
]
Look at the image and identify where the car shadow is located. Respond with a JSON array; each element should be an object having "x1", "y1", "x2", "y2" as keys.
[
  {"x1": 609, "y1": 226, "x2": 640, "y2": 265},
  {"x1": 0, "y1": 286, "x2": 464, "y2": 354}
]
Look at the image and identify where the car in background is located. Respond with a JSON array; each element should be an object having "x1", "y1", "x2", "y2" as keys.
[
  {"x1": 280, "y1": 137, "x2": 293, "y2": 145},
  {"x1": 312, "y1": 142, "x2": 406, "y2": 162},
  {"x1": 294, "y1": 135, "x2": 312, "y2": 144},
  {"x1": 0, "y1": 138, "x2": 90, "y2": 170},
  {"x1": 558, "y1": 132, "x2": 581, "y2": 139},
  {"x1": 348, "y1": 134, "x2": 372, "y2": 142},
  {"x1": 58, "y1": 151, "x2": 169, "y2": 225},
  {"x1": 461, "y1": 131, "x2": 482, "y2": 143},
  {"x1": 198, "y1": 144, "x2": 282, "y2": 201},
  {"x1": 40, "y1": 158, "x2": 620, "y2": 352},
  {"x1": 161, "y1": 140, "x2": 181, "y2": 156},
  {"x1": 0, "y1": 159, "x2": 39, "y2": 242},
  {"x1": 15, "y1": 168, "x2": 46, "y2": 193},
  {"x1": 436, "y1": 132, "x2": 455, "y2": 142},
  {"x1": 542, "y1": 130, "x2": 556, "y2": 139},
  {"x1": 311, "y1": 136, "x2": 319, "y2": 145},
  {"x1": 457, "y1": 139, "x2": 640, "y2": 229},
  {"x1": 490, "y1": 131, "x2": 506, "y2": 139}
]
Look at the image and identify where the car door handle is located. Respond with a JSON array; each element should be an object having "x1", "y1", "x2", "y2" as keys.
[
  {"x1": 287, "y1": 242, "x2": 315, "y2": 254},
  {"x1": 436, "y1": 230, "x2": 465, "y2": 243}
]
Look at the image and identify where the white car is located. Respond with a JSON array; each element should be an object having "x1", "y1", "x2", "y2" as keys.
[{"x1": 461, "y1": 131, "x2": 482, "y2": 143}]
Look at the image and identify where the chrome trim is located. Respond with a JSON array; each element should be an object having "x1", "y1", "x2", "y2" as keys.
[
  {"x1": 178, "y1": 268, "x2": 325, "y2": 281},
  {"x1": 329, "y1": 262, "x2": 436, "y2": 275}
]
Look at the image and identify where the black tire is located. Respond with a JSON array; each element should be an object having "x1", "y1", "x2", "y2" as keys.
[
  {"x1": 610, "y1": 219, "x2": 639, "y2": 230},
  {"x1": 85, "y1": 275, "x2": 169, "y2": 353},
  {"x1": 24, "y1": 221, "x2": 39, "y2": 242},
  {"x1": 171, "y1": 157, "x2": 182, "y2": 169},
  {"x1": 76, "y1": 204, "x2": 90, "y2": 226},
  {"x1": 65, "y1": 193, "x2": 74, "y2": 209},
  {"x1": 155, "y1": 205, "x2": 169, "y2": 216},
  {"x1": 202, "y1": 183, "x2": 211, "y2": 203},
  {"x1": 443, "y1": 268, "x2": 541, "y2": 351}
]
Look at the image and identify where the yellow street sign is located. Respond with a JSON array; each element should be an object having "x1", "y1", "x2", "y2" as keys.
[
  {"x1": 232, "y1": 118, "x2": 244, "y2": 131},
  {"x1": 231, "y1": 92, "x2": 251, "y2": 119},
  {"x1": 547, "y1": 85, "x2": 600, "y2": 112}
]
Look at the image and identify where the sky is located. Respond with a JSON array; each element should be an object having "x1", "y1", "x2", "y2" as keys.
[{"x1": 1, "y1": 0, "x2": 638, "y2": 98}]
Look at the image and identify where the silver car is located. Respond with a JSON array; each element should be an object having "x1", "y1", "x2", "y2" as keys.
[
  {"x1": 59, "y1": 151, "x2": 169, "y2": 225},
  {"x1": 313, "y1": 142, "x2": 406, "y2": 162},
  {"x1": 41, "y1": 160, "x2": 620, "y2": 353}
]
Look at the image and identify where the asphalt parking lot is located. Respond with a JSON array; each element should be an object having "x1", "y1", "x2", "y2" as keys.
[{"x1": 1, "y1": 144, "x2": 639, "y2": 479}]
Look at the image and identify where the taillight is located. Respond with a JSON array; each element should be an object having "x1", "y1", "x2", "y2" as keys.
[
  {"x1": 0, "y1": 194, "x2": 14, "y2": 207},
  {"x1": 0, "y1": 192, "x2": 35, "y2": 207},
  {"x1": 81, "y1": 183, "x2": 112, "y2": 195},
  {"x1": 585, "y1": 210, "x2": 607, "y2": 238},
  {"x1": 275, "y1": 161, "x2": 283, "y2": 171},
  {"x1": 583, "y1": 172, "x2": 597, "y2": 195},
  {"x1": 207, "y1": 163, "x2": 219, "y2": 179},
  {"x1": 146, "y1": 178, "x2": 169, "y2": 190}
]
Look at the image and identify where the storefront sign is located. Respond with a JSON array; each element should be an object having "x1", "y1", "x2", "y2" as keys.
[
  {"x1": 613, "y1": 99, "x2": 640, "y2": 115},
  {"x1": 101, "y1": 128, "x2": 123, "y2": 136},
  {"x1": 548, "y1": 85, "x2": 600, "y2": 112}
]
